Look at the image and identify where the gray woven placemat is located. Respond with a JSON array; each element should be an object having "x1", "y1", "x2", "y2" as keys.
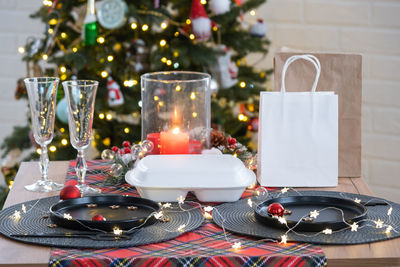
[
  {"x1": 213, "y1": 191, "x2": 400, "y2": 245},
  {"x1": 0, "y1": 196, "x2": 204, "y2": 248}
]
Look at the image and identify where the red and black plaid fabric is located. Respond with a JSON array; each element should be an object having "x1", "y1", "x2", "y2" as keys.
[{"x1": 50, "y1": 160, "x2": 327, "y2": 267}]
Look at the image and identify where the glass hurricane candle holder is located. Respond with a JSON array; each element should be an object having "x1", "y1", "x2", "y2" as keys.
[
  {"x1": 62, "y1": 80, "x2": 101, "y2": 195},
  {"x1": 141, "y1": 71, "x2": 211, "y2": 154}
]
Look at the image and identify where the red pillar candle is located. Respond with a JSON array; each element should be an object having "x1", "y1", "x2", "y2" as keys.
[
  {"x1": 146, "y1": 133, "x2": 160, "y2": 154},
  {"x1": 160, "y1": 127, "x2": 189, "y2": 154}
]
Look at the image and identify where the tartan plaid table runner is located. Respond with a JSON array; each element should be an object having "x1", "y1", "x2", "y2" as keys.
[{"x1": 50, "y1": 160, "x2": 327, "y2": 267}]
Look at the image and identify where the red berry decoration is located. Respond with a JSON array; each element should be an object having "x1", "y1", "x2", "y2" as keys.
[
  {"x1": 60, "y1": 185, "x2": 81, "y2": 200},
  {"x1": 228, "y1": 137, "x2": 236, "y2": 146},
  {"x1": 64, "y1": 180, "x2": 78, "y2": 187},
  {"x1": 122, "y1": 141, "x2": 131, "y2": 147},
  {"x1": 111, "y1": 146, "x2": 119, "y2": 152},
  {"x1": 267, "y1": 202, "x2": 285, "y2": 217},
  {"x1": 92, "y1": 214, "x2": 106, "y2": 221},
  {"x1": 124, "y1": 147, "x2": 131, "y2": 154}
]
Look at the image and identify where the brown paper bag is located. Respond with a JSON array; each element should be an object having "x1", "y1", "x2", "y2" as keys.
[{"x1": 274, "y1": 53, "x2": 362, "y2": 178}]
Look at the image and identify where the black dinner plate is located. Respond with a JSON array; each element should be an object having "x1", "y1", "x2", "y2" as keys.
[
  {"x1": 50, "y1": 195, "x2": 160, "y2": 231},
  {"x1": 255, "y1": 196, "x2": 367, "y2": 232}
]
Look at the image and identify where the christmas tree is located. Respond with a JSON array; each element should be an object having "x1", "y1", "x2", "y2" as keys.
[{"x1": 0, "y1": 0, "x2": 270, "y2": 205}]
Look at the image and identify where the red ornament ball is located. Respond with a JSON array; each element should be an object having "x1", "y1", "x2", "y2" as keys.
[
  {"x1": 228, "y1": 137, "x2": 236, "y2": 146},
  {"x1": 111, "y1": 146, "x2": 119, "y2": 152},
  {"x1": 124, "y1": 147, "x2": 131, "y2": 154},
  {"x1": 64, "y1": 179, "x2": 78, "y2": 187},
  {"x1": 92, "y1": 214, "x2": 106, "y2": 221},
  {"x1": 60, "y1": 185, "x2": 81, "y2": 200},
  {"x1": 267, "y1": 202, "x2": 285, "y2": 217},
  {"x1": 122, "y1": 141, "x2": 131, "y2": 148}
]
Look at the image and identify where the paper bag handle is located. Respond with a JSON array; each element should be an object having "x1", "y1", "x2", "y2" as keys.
[{"x1": 281, "y1": 55, "x2": 321, "y2": 93}]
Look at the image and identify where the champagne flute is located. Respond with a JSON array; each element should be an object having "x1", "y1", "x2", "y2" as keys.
[
  {"x1": 24, "y1": 77, "x2": 63, "y2": 192},
  {"x1": 62, "y1": 80, "x2": 101, "y2": 194}
]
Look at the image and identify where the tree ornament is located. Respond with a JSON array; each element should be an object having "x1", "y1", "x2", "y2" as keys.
[
  {"x1": 210, "y1": 45, "x2": 238, "y2": 88},
  {"x1": 141, "y1": 140, "x2": 154, "y2": 153},
  {"x1": 209, "y1": 78, "x2": 219, "y2": 94},
  {"x1": 209, "y1": 0, "x2": 230, "y2": 15},
  {"x1": 92, "y1": 214, "x2": 106, "y2": 221},
  {"x1": 107, "y1": 76, "x2": 124, "y2": 107},
  {"x1": 101, "y1": 149, "x2": 115, "y2": 161},
  {"x1": 82, "y1": 0, "x2": 98, "y2": 46},
  {"x1": 250, "y1": 19, "x2": 266, "y2": 38},
  {"x1": 15, "y1": 78, "x2": 27, "y2": 100},
  {"x1": 131, "y1": 144, "x2": 142, "y2": 159},
  {"x1": 267, "y1": 202, "x2": 285, "y2": 217},
  {"x1": 249, "y1": 117, "x2": 259, "y2": 132},
  {"x1": 190, "y1": 0, "x2": 212, "y2": 41},
  {"x1": 109, "y1": 163, "x2": 123, "y2": 177},
  {"x1": 122, "y1": 141, "x2": 131, "y2": 147},
  {"x1": 60, "y1": 185, "x2": 81, "y2": 200},
  {"x1": 65, "y1": 179, "x2": 78, "y2": 187},
  {"x1": 111, "y1": 146, "x2": 119, "y2": 152},
  {"x1": 124, "y1": 147, "x2": 131, "y2": 154},
  {"x1": 97, "y1": 0, "x2": 127, "y2": 30},
  {"x1": 210, "y1": 129, "x2": 228, "y2": 148},
  {"x1": 56, "y1": 97, "x2": 69, "y2": 124}
]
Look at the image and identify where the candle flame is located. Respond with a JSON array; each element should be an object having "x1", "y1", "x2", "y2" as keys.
[{"x1": 172, "y1": 127, "x2": 180, "y2": 134}]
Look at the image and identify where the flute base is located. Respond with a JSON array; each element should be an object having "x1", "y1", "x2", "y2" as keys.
[
  {"x1": 76, "y1": 184, "x2": 102, "y2": 195},
  {"x1": 24, "y1": 179, "x2": 63, "y2": 192}
]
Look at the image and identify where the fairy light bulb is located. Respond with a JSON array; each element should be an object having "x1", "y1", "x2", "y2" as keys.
[
  {"x1": 280, "y1": 234, "x2": 288, "y2": 244},
  {"x1": 21, "y1": 204, "x2": 27, "y2": 213},
  {"x1": 323, "y1": 228, "x2": 332, "y2": 235},
  {"x1": 166, "y1": 60, "x2": 172, "y2": 66},
  {"x1": 159, "y1": 39, "x2": 166, "y2": 47},
  {"x1": 250, "y1": 10, "x2": 256, "y2": 16},
  {"x1": 63, "y1": 213, "x2": 72, "y2": 220},
  {"x1": 11, "y1": 210, "x2": 21, "y2": 222},
  {"x1": 162, "y1": 203, "x2": 172, "y2": 208},
  {"x1": 49, "y1": 145, "x2": 57, "y2": 152},
  {"x1": 42, "y1": 54, "x2": 48, "y2": 60},
  {"x1": 124, "y1": 127, "x2": 130, "y2": 133},
  {"x1": 354, "y1": 198, "x2": 361, "y2": 203},
  {"x1": 142, "y1": 24, "x2": 149, "y2": 31},
  {"x1": 247, "y1": 198, "x2": 253, "y2": 207},
  {"x1": 97, "y1": 36, "x2": 105, "y2": 44},
  {"x1": 309, "y1": 210, "x2": 319, "y2": 219},
  {"x1": 190, "y1": 92, "x2": 196, "y2": 100},
  {"x1": 61, "y1": 32, "x2": 67, "y2": 39},
  {"x1": 113, "y1": 227, "x2": 123, "y2": 235},
  {"x1": 186, "y1": 19, "x2": 191, "y2": 25},
  {"x1": 106, "y1": 113, "x2": 112, "y2": 120},
  {"x1": 278, "y1": 217, "x2": 287, "y2": 225},
  {"x1": 239, "y1": 81, "x2": 246, "y2": 88},
  {"x1": 177, "y1": 224, "x2": 186, "y2": 232},
  {"x1": 388, "y1": 207, "x2": 393, "y2": 216},
  {"x1": 385, "y1": 226, "x2": 392, "y2": 234},
  {"x1": 232, "y1": 242, "x2": 242, "y2": 250},
  {"x1": 375, "y1": 219, "x2": 384, "y2": 228},
  {"x1": 72, "y1": 47, "x2": 78, "y2": 53},
  {"x1": 60, "y1": 66, "x2": 66, "y2": 73},
  {"x1": 177, "y1": 196, "x2": 185, "y2": 204},
  {"x1": 61, "y1": 139, "x2": 68, "y2": 145},
  {"x1": 350, "y1": 222, "x2": 359, "y2": 232},
  {"x1": 131, "y1": 22, "x2": 137, "y2": 29},
  {"x1": 161, "y1": 22, "x2": 167, "y2": 29},
  {"x1": 161, "y1": 57, "x2": 167, "y2": 63},
  {"x1": 101, "y1": 70, "x2": 108, "y2": 78},
  {"x1": 281, "y1": 187, "x2": 289, "y2": 193},
  {"x1": 18, "y1": 47, "x2": 25, "y2": 54},
  {"x1": 189, "y1": 34, "x2": 195, "y2": 40},
  {"x1": 107, "y1": 55, "x2": 114, "y2": 62}
]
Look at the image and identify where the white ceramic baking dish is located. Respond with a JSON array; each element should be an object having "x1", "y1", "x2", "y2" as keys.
[{"x1": 125, "y1": 154, "x2": 256, "y2": 202}]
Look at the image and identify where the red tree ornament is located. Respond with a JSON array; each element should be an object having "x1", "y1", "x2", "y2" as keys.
[
  {"x1": 267, "y1": 202, "x2": 284, "y2": 217},
  {"x1": 60, "y1": 185, "x2": 81, "y2": 200},
  {"x1": 111, "y1": 146, "x2": 119, "y2": 152},
  {"x1": 92, "y1": 214, "x2": 106, "y2": 221}
]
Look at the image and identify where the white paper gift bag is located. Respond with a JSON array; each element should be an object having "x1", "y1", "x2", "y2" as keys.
[{"x1": 258, "y1": 55, "x2": 338, "y2": 187}]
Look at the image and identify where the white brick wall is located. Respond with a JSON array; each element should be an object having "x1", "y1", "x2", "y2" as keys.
[
  {"x1": 252, "y1": 0, "x2": 400, "y2": 202},
  {"x1": 0, "y1": 1, "x2": 399, "y2": 202}
]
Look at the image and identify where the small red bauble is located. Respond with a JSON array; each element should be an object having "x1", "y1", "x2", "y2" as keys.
[
  {"x1": 267, "y1": 202, "x2": 285, "y2": 217},
  {"x1": 60, "y1": 185, "x2": 81, "y2": 200},
  {"x1": 124, "y1": 147, "x2": 131, "y2": 154},
  {"x1": 122, "y1": 141, "x2": 131, "y2": 147},
  {"x1": 64, "y1": 180, "x2": 78, "y2": 187},
  {"x1": 92, "y1": 214, "x2": 106, "y2": 221},
  {"x1": 228, "y1": 137, "x2": 236, "y2": 146},
  {"x1": 111, "y1": 146, "x2": 119, "y2": 152}
]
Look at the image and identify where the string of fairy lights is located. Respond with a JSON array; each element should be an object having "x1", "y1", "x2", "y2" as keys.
[{"x1": 8, "y1": 185, "x2": 400, "y2": 250}]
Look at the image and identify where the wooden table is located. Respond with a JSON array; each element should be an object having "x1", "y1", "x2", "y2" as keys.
[{"x1": 0, "y1": 161, "x2": 399, "y2": 266}]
